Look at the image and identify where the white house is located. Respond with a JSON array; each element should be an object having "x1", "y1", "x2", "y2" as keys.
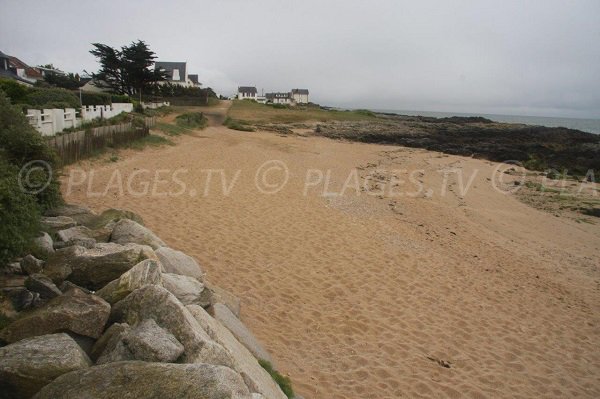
[
  {"x1": 155, "y1": 61, "x2": 197, "y2": 87},
  {"x1": 237, "y1": 86, "x2": 257, "y2": 100},
  {"x1": 265, "y1": 92, "x2": 293, "y2": 105},
  {"x1": 291, "y1": 89, "x2": 309, "y2": 104}
]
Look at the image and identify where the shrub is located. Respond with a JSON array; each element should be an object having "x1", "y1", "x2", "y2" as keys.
[
  {"x1": 24, "y1": 87, "x2": 80, "y2": 109},
  {"x1": 258, "y1": 359, "x2": 294, "y2": 398},
  {"x1": 224, "y1": 117, "x2": 255, "y2": 132},
  {"x1": 175, "y1": 112, "x2": 207, "y2": 129},
  {"x1": 0, "y1": 155, "x2": 41, "y2": 265},
  {"x1": 0, "y1": 90, "x2": 62, "y2": 211},
  {"x1": 0, "y1": 78, "x2": 29, "y2": 104}
]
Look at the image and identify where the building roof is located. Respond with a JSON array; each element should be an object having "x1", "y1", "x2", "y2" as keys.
[
  {"x1": 238, "y1": 86, "x2": 257, "y2": 94},
  {"x1": 155, "y1": 61, "x2": 187, "y2": 82},
  {"x1": 188, "y1": 74, "x2": 199, "y2": 84},
  {"x1": 291, "y1": 88, "x2": 309, "y2": 95},
  {"x1": 0, "y1": 50, "x2": 9, "y2": 59},
  {"x1": 8, "y1": 56, "x2": 43, "y2": 78},
  {"x1": 0, "y1": 68, "x2": 34, "y2": 86},
  {"x1": 266, "y1": 92, "x2": 292, "y2": 99}
]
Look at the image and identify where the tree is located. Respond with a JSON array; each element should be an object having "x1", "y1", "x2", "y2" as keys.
[{"x1": 89, "y1": 41, "x2": 166, "y2": 96}]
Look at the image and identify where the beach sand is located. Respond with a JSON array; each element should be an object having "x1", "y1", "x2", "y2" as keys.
[{"x1": 62, "y1": 104, "x2": 600, "y2": 398}]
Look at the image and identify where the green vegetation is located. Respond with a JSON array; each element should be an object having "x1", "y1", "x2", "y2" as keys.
[
  {"x1": 258, "y1": 359, "x2": 294, "y2": 398},
  {"x1": 227, "y1": 100, "x2": 377, "y2": 124},
  {"x1": 155, "y1": 122, "x2": 190, "y2": 136},
  {"x1": 224, "y1": 117, "x2": 255, "y2": 132},
  {"x1": 0, "y1": 90, "x2": 62, "y2": 264},
  {"x1": 175, "y1": 112, "x2": 208, "y2": 129},
  {"x1": 0, "y1": 78, "x2": 80, "y2": 110},
  {"x1": 125, "y1": 134, "x2": 175, "y2": 150}
]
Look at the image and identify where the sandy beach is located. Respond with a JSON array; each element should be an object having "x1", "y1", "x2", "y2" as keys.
[{"x1": 61, "y1": 104, "x2": 600, "y2": 398}]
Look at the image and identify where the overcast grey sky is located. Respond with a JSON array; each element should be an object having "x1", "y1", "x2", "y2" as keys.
[{"x1": 1, "y1": 0, "x2": 599, "y2": 118}]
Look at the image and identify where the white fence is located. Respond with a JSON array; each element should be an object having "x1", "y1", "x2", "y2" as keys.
[
  {"x1": 80, "y1": 103, "x2": 133, "y2": 120},
  {"x1": 26, "y1": 103, "x2": 134, "y2": 136}
]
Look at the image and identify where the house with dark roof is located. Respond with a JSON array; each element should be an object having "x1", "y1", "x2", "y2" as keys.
[
  {"x1": 155, "y1": 61, "x2": 198, "y2": 87},
  {"x1": 188, "y1": 74, "x2": 200, "y2": 87},
  {"x1": 291, "y1": 88, "x2": 309, "y2": 104},
  {"x1": 0, "y1": 50, "x2": 36, "y2": 86},
  {"x1": 265, "y1": 92, "x2": 293, "y2": 105},
  {"x1": 237, "y1": 86, "x2": 257, "y2": 100}
]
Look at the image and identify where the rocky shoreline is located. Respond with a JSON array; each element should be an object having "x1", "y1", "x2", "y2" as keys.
[
  {"x1": 0, "y1": 205, "x2": 292, "y2": 399},
  {"x1": 312, "y1": 114, "x2": 600, "y2": 177}
]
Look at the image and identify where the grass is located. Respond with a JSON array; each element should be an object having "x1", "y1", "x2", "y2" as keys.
[
  {"x1": 224, "y1": 117, "x2": 255, "y2": 132},
  {"x1": 125, "y1": 134, "x2": 175, "y2": 150},
  {"x1": 175, "y1": 112, "x2": 208, "y2": 129},
  {"x1": 227, "y1": 99, "x2": 378, "y2": 124},
  {"x1": 258, "y1": 359, "x2": 294, "y2": 398},
  {"x1": 155, "y1": 122, "x2": 191, "y2": 136}
]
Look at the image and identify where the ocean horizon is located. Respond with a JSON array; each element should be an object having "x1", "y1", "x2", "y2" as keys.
[{"x1": 373, "y1": 109, "x2": 600, "y2": 135}]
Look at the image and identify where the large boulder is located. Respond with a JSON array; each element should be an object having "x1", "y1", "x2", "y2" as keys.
[
  {"x1": 162, "y1": 273, "x2": 204, "y2": 305},
  {"x1": 45, "y1": 204, "x2": 97, "y2": 226},
  {"x1": 212, "y1": 303, "x2": 273, "y2": 365},
  {"x1": 0, "y1": 333, "x2": 91, "y2": 398},
  {"x1": 110, "y1": 219, "x2": 166, "y2": 249},
  {"x1": 20, "y1": 255, "x2": 44, "y2": 275},
  {"x1": 40, "y1": 216, "x2": 77, "y2": 231},
  {"x1": 111, "y1": 285, "x2": 233, "y2": 367},
  {"x1": 0, "y1": 288, "x2": 110, "y2": 344},
  {"x1": 33, "y1": 361, "x2": 251, "y2": 399},
  {"x1": 84, "y1": 208, "x2": 144, "y2": 230},
  {"x1": 155, "y1": 247, "x2": 204, "y2": 281},
  {"x1": 1, "y1": 287, "x2": 40, "y2": 312},
  {"x1": 202, "y1": 281, "x2": 242, "y2": 317},
  {"x1": 97, "y1": 319, "x2": 184, "y2": 364},
  {"x1": 90, "y1": 322, "x2": 130, "y2": 362},
  {"x1": 188, "y1": 305, "x2": 287, "y2": 399},
  {"x1": 25, "y1": 274, "x2": 62, "y2": 300},
  {"x1": 96, "y1": 259, "x2": 162, "y2": 304},
  {"x1": 45, "y1": 243, "x2": 155, "y2": 290},
  {"x1": 56, "y1": 225, "x2": 97, "y2": 248},
  {"x1": 31, "y1": 232, "x2": 54, "y2": 258}
]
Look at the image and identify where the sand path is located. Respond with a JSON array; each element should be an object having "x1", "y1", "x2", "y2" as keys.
[{"x1": 62, "y1": 104, "x2": 600, "y2": 398}]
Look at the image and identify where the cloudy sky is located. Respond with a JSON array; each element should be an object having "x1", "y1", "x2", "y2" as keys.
[{"x1": 1, "y1": 0, "x2": 599, "y2": 118}]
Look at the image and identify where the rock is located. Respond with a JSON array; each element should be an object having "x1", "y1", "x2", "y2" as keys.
[
  {"x1": 111, "y1": 285, "x2": 233, "y2": 367},
  {"x1": 1, "y1": 262, "x2": 22, "y2": 275},
  {"x1": 59, "y1": 281, "x2": 92, "y2": 295},
  {"x1": 162, "y1": 273, "x2": 205, "y2": 305},
  {"x1": 96, "y1": 259, "x2": 162, "y2": 304},
  {"x1": 40, "y1": 215, "x2": 77, "y2": 231},
  {"x1": 32, "y1": 232, "x2": 54, "y2": 258},
  {"x1": 47, "y1": 243, "x2": 155, "y2": 290},
  {"x1": 1, "y1": 287, "x2": 39, "y2": 311},
  {"x1": 0, "y1": 287, "x2": 110, "y2": 343},
  {"x1": 0, "y1": 333, "x2": 91, "y2": 398},
  {"x1": 212, "y1": 303, "x2": 273, "y2": 365},
  {"x1": 33, "y1": 361, "x2": 251, "y2": 399},
  {"x1": 21, "y1": 255, "x2": 45, "y2": 275},
  {"x1": 188, "y1": 305, "x2": 287, "y2": 399},
  {"x1": 90, "y1": 322, "x2": 131, "y2": 362},
  {"x1": 110, "y1": 219, "x2": 166, "y2": 249},
  {"x1": 56, "y1": 225, "x2": 97, "y2": 248},
  {"x1": 156, "y1": 247, "x2": 204, "y2": 281},
  {"x1": 25, "y1": 273, "x2": 62, "y2": 299},
  {"x1": 204, "y1": 281, "x2": 242, "y2": 317},
  {"x1": 97, "y1": 319, "x2": 184, "y2": 364},
  {"x1": 45, "y1": 204, "x2": 97, "y2": 225},
  {"x1": 84, "y1": 208, "x2": 145, "y2": 230}
]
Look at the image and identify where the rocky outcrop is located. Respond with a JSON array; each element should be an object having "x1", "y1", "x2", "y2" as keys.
[
  {"x1": 33, "y1": 361, "x2": 251, "y2": 399},
  {"x1": 162, "y1": 272, "x2": 205, "y2": 305},
  {"x1": 155, "y1": 247, "x2": 204, "y2": 281},
  {"x1": 96, "y1": 259, "x2": 162, "y2": 304},
  {"x1": 96, "y1": 319, "x2": 184, "y2": 364},
  {"x1": 31, "y1": 232, "x2": 54, "y2": 258},
  {"x1": 188, "y1": 305, "x2": 286, "y2": 399},
  {"x1": 0, "y1": 333, "x2": 91, "y2": 398},
  {"x1": 110, "y1": 219, "x2": 166, "y2": 249},
  {"x1": 0, "y1": 204, "x2": 292, "y2": 399},
  {"x1": 111, "y1": 285, "x2": 233, "y2": 367},
  {"x1": 0, "y1": 288, "x2": 110, "y2": 343}
]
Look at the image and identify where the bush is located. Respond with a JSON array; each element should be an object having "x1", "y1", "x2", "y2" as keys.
[
  {"x1": 0, "y1": 155, "x2": 41, "y2": 265},
  {"x1": 258, "y1": 359, "x2": 294, "y2": 398},
  {"x1": 175, "y1": 112, "x2": 207, "y2": 129},
  {"x1": 224, "y1": 117, "x2": 255, "y2": 132},
  {"x1": 0, "y1": 79, "x2": 28, "y2": 104},
  {"x1": 0, "y1": 90, "x2": 62, "y2": 211},
  {"x1": 24, "y1": 87, "x2": 80, "y2": 109}
]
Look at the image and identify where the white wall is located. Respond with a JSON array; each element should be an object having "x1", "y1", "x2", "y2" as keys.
[
  {"x1": 142, "y1": 101, "x2": 170, "y2": 109},
  {"x1": 237, "y1": 92, "x2": 257, "y2": 100},
  {"x1": 80, "y1": 103, "x2": 133, "y2": 120},
  {"x1": 292, "y1": 93, "x2": 309, "y2": 104}
]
